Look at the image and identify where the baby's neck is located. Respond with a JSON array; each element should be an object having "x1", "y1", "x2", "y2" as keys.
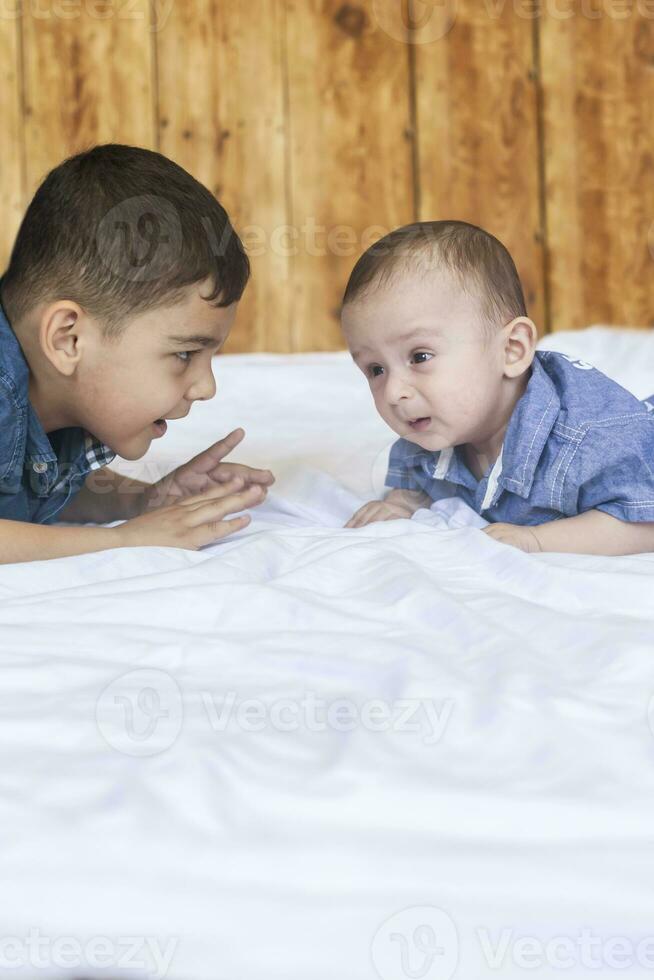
[
  {"x1": 463, "y1": 444, "x2": 498, "y2": 481},
  {"x1": 463, "y1": 369, "x2": 532, "y2": 480}
]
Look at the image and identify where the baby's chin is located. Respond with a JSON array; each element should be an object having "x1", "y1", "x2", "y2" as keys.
[{"x1": 392, "y1": 423, "x2": 451, "y2": 453}]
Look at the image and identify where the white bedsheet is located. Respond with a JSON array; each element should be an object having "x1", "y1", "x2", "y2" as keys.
[{"x1": 1, "y1": 327, "x2": 654, "y2": 980}]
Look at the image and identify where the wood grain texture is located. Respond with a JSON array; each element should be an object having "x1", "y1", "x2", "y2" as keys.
[
  {"x1": 4, "y1": 2, "x2": 654, "y2": 348},
  {"x1": 413, "y1": 0, "x2": 546, "y2": 332},
  {"x1": 156, "y1": 0, "x2": 290, "y2": 353},
  {"x1": 284, "y1": 0, "x2": 415, "y2": 350},
  {"x1": 541, "y1": 1, "x2": 654, "y2": 330},
  {"x1": 0, "y1": 16, "x2": 24, "y2": 271},
  {"x1": 21, "y1": 0, "x2": 155, "y2": 197}
]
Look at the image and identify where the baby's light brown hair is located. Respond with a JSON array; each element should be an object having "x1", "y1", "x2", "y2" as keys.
[{"x1": 342, "y1": 220, "x2": 527, "y2": 334}]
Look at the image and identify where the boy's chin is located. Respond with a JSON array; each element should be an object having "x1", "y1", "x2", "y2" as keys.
[
  {"x1": 101, "y1": 431, "x2": 152, "y2": 461},
  {"x1": 117, "y1": 447, "x2": 150, "y2": 461}
]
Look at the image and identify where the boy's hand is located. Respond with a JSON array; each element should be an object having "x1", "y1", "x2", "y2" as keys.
[
  {"x1": 114, "y1": 479, "x2": 266, "y2": 551},
  {"x1": 141, "y1": 428, "x2": 274, "y2": 513},
  {"x1": 482, "y1": 522, "x2": 542, "y2": 553}
]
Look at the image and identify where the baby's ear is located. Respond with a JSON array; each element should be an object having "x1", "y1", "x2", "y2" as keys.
[{"x1": 503, "y1": 317, "x2": 537, "y2": 378}]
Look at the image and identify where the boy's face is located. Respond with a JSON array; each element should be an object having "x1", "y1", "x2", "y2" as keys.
[
  {"x1": 341, "y1": 268, "x2": 514, "y2": 453},
  {"x1": 77, "y1": 278, "x2": 237, "y2": 460}
]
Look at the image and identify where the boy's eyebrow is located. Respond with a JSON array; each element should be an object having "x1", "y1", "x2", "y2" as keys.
[{"x1": 167, "y1": 334, "x2": 223, "y2": 348}]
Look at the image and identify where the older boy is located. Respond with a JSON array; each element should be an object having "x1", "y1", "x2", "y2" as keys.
[
  {"x1": 342, "y1": 221, "x2": 654, "y2": 555},
  {"x1": 0, "y1": 144, "x2": 273, "y2": 564}
]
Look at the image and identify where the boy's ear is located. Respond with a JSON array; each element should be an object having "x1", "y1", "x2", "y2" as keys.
[
  {"x1": 502, "y1": 316, "x2": 538, "y2": 378},
  {"x1": 38, "y1": 301, "x2": 87, "y2": 376}
]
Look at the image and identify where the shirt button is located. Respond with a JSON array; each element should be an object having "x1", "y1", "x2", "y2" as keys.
[{"x1": 32, "y1": 461, "x2": 48, "y2": 473}]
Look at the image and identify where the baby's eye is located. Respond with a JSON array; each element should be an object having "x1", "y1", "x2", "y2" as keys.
[
  {"x1": 411, "y1": 351, "x2": 433, "y2": 365},
  {"x1": 175, "y1": 350, "x2": 200, "y2": 364},
  {"x1": 368, "y1": 364, "x2": 384, "y2": 378}
]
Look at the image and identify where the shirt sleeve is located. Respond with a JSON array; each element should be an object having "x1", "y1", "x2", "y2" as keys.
[
  {"x1": 574, "y1": 416, "x2": 654, "y2": 523},
  {"x1": 385, "y1": 438, "x2": 430, "y2": 493}
]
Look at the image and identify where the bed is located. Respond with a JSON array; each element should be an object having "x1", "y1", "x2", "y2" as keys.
[{"x1": 1, "y1": 326, "x2": 654, "y2": 980}]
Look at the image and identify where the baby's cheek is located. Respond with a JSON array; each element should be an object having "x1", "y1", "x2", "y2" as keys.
[
  {"x1": 372, "y1": 389, "x2": 387, "y2": 414},
  {"x1": 371, "y1": 395, "x2": 395, "y2": 428}
]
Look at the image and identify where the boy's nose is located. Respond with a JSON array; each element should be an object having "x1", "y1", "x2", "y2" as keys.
[{"x1": 187, "y1": 369, "x2": 217, "y2": 402}]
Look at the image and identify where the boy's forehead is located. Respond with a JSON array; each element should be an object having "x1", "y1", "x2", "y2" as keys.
[{"x1": 126, "y1": 285, "x2": 237, "y2": 346}]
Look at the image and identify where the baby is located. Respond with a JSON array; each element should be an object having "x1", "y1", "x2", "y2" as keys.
[
  {"x1": 341, "y1": 220, "x2": 654, "y2": 555},
  {"x1": 0, "y1": 144, "x2": 273, "y2": 564}
]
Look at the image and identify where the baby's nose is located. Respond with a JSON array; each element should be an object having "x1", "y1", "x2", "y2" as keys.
[{"x1": 385, "y1": 373, "x2": 412, "y2": 404}]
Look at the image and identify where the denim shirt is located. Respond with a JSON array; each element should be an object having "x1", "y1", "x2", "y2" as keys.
[
  {"x1": 0, "y1": 295, "x2": 115, "y2": 525},
  {"x1": 386, "y1": 350, "x2": 654, "y2": 526}
]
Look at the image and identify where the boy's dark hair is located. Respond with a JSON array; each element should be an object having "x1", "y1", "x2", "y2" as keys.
[
  {"x1": 342, "y1": 220, "x2": 527, "y2": 328},
  {"x1": 1, "y1": 143, "x2": 250, "y2": 338}
]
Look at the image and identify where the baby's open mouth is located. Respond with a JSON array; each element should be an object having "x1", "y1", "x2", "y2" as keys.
[
  {"x1": 408, "y1": 417, "x2": 431, "y2": 431},
  {"x1": 152, "y1": 418, "x2": 168, "y2": 436}
]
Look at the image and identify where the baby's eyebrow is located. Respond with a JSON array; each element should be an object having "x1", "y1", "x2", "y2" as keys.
[
  {"x1": 167, "y1": 334, "x2": 222, "y2": 348},
  {"x1": 351, "y1": 327, "x2": 442, "y2": 360}
]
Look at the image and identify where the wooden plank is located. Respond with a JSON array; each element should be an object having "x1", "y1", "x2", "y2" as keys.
[
  {"x1": 284, "y1": 0, "x2": 415, "y2": 351},
  {"x1": 541, "y1": 2, "x2": 654, "y2": 330},
  {"x1": 0, "y1": 16, "x2": 24, "y2": 272},
  {"x1": 413, "y1": 1, "x2": 546, "y2": 332},
  {"x1": 22, "y1": 0, "x2": 156, "y2": 196},
  {"x1": 156, "y1": 0, "x2": 290, "y2": 353}
]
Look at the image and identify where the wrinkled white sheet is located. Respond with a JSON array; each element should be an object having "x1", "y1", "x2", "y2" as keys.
[{"x1": 1, "y1": 327, "x2": 654, "y2": 980}]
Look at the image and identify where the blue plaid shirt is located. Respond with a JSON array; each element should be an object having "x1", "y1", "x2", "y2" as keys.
[
  {"x1": 0, "y1": 292, "x2": 115, "y2": 525},
  {"x1": 386, "y1": 350, "x2": 654, "y2": 526}
]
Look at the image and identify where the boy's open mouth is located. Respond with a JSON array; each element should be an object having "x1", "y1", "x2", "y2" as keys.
[
  {"x1": 152, "y1": 418, "x2": 168, "y2": 437},
  {"x1": 408, "y1": 417, "x2": 431, "y2": 431}
]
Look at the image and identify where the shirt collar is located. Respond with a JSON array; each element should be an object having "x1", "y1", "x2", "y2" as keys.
[{"x1": 500, "y1": 353, "x2": 561, "y2": 498}]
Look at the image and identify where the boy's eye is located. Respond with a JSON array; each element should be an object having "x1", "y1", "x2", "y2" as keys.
[
  {"x1": 175, "y1": 350, "x2": 200, "y2": 364},
  {"x1": 411, "y1": 351, "x2": 433, "y2": 364},
  {"x1": 368, "y1": 364, "x2": 384, "y2": 378}
]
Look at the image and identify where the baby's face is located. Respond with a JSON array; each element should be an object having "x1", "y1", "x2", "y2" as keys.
[
  {"x1": 76, "y1": 277, "x2": 237, "y2": 460},
  {"x1": 342, "y1": 269, "x2": 509, "y2": 453}
]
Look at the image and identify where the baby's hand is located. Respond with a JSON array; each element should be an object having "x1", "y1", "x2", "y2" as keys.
[
  {"x1": 482, "y1": 522, "x2": 542, "y2": 553},
  {"x1": 113, "y1": 479, "x2": 266, "y2": 551},
  {"x1": 345, "y1": 499, "x2": 417, "y2": 528},
  {"x1": 346, "y1": 489, "x2": 432, "y2": 529}
]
